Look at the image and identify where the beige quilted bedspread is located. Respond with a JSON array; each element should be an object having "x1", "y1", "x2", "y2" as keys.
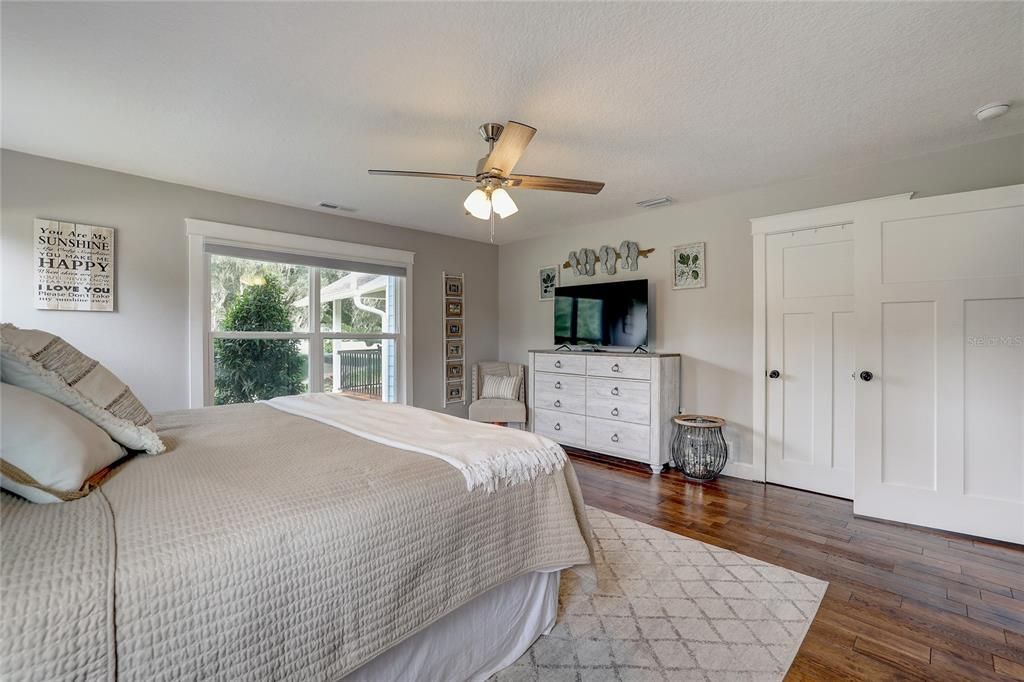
[{"x1": 1, "y1": 403, "x2": 593, "y2": 681}]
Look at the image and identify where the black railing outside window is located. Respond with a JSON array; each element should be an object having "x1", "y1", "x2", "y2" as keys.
[{"x1": 335, "y1": 348, "x2": 382, "y2": 397}]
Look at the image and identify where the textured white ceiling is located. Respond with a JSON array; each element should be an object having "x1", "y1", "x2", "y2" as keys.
[{"x1": 3, "y1": 2, "x2": 1022, "y2": 244}]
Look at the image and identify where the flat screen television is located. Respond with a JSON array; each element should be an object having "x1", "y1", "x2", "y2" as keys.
[{"x1": 553, "y1": 279, "x2": 648, "y2": 348}]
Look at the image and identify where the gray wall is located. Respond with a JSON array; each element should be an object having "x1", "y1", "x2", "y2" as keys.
[
  {"x1": 498, "y1": 134, "x2": 1024, "y2": 468},
  {"x1": 1, "y1": 150, "x2": 499, "y2": 415}
]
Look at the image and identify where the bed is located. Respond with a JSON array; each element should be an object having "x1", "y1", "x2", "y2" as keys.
[{"x1": 1, "y1": 401, "x2": 594, "y2": 681}]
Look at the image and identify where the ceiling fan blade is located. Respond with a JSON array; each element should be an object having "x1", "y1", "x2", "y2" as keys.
[
  {"x1": 368, "y1": 170, "x2": 475, "y2": 181},
  {"x1": 508, "y1": 174, "x2": 605, "y2": 194},
  {"x1": 480, "y1": 121, "x2": 536, "y2": 176}
]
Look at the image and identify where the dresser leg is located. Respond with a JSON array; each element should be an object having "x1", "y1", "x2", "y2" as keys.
[{"x1": 649, "y1": 463, "x2": 663, "y2": 475}]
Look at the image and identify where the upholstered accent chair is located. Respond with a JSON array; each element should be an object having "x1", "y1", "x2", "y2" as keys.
[{"x1": 467, "y1": 361, "x2": 527, "y2": 426}]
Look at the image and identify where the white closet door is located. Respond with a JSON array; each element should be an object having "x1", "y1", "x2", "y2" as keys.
[
  {"x1": 766, "y1": 225, "x2": 856, "y2": 498},
  {"x1": 855, "y1": 184, "x2": 1024, "y2": 544}
]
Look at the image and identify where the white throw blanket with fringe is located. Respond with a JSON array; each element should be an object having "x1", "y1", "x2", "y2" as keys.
[{"x1": 264, "y1": 393, "x2": 566, "y2": 492}]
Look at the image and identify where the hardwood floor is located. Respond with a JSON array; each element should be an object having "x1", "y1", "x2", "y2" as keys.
[{"x1": 567, "y1": 448, "x2": 1024, "y2": 681}]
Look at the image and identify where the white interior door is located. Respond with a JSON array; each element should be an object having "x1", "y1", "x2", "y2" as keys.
[
  {"x1": 855, "y1": 184, "x2": 1024, "y2": 544},
  {"x1": 766, "y1": 225, "x2": 856, "y2": 498}
]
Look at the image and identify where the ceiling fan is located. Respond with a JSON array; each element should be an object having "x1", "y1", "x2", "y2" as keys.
[{"x1": 368, "y1": 121, "x2": 604, "y2": 241}]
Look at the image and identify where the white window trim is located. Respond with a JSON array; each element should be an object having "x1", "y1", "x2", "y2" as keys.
[{"x1": 186, "y1": 218, "x2": 414, "y2": 408}]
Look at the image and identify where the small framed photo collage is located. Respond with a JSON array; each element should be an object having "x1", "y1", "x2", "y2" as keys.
[{"x1": 443, "y1": 272, "x2": 466, "y2": 404}]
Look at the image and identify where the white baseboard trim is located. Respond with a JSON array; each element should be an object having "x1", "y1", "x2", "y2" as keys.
[{"x1": 722, "y1": 460, "x2": 762, "y2": 482}]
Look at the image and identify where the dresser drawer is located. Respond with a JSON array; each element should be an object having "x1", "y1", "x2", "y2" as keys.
[
  {"x1": 534, "y1": 353, "x2": 587, "y2": 375},
  {"x1": 586, "y1": 417, "x2": 651, "y2": 461},
  {"x1": 586, "y1": 377, "x2": 651, "y2": 424},
  {"x1": 534, "y1": 372, "x2": 586, "y2": 415},
  {"x1": 587, "y1": 356, "x2": 651, "y2": 380},
  {"x1": 534, "y1": 409, "x2": 586, "y2": 446}
]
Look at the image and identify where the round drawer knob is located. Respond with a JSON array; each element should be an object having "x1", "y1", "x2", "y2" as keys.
[
  {"x1": 611, "y1": 407, "x2": 620, "y2": 416},
  {"x1": 554, "y1": 360, "x2": 562, "y2": 368},
  {"x1": 611, "y1": 387, "x2": 620, "y2": 396},
  {"x1": 554, "y1": 399, "x2": 561, "y2": 407},
  {"x1": 611, "y1": 363, "x2": 621, "y2": 372},
  {"x1": 554, "y1": 381, "x2": 562, "y2": 389},
  {"x1": 554, "y1": 423, "x2": 561, "y2": 431},
  {"x1": 611, "y1": 433, "x2": 620, "y2": 443}
]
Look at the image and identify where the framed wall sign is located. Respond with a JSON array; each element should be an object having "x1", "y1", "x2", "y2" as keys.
[{"x1": 34, "y1": 219, "x2": 115, "y2": 311}]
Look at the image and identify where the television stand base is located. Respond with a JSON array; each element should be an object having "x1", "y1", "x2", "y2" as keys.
[{"x1": 632, "y1": 345, "x2": 649, "y2": 354}]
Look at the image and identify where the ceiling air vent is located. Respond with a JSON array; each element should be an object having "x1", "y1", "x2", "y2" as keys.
[
  {"x1": 318, "y1": 201, "x2": 341, "y2": 210},
  {"x1": 636, "y1": 196, "x2": 672, "y2": 209}
]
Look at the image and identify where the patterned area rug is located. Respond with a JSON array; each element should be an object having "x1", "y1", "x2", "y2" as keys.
[{"x1": 494, "y1": 507, "x2": 827, "y2": 682}]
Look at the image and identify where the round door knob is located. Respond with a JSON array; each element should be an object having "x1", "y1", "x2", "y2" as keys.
[
  {"x1": 768, "y1": 370, "x2": 780, "y2": 379},
  {"x1": 611, "y1": 433, "x2": 620, "y2": 443},
  {"x1": 611, "y1": 363, "x2": 621, "y2": 372},
  {"x1": 611, "y1": 407, "x2": 619, "y2": 416},
  {"x1": 554, "y1": 381, "x2": 562, "y2": 389},
  {"x1": 859, "y1": 370, "x2": 874, "y2": 382},
  {"x1": 554, "y1": 423, "x2": 561, "y2": 431},
  {"x1": 554, "y1": 360, "x2": 562, "y2": 368},
  {"x1": 611, "y1": 387, "x2": 620, "y2": 396},
  {"x1": 554, "y1": 400, "x2": 561, "y2": 407}
]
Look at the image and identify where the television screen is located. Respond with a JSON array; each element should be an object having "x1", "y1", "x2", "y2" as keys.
[{"x1": 553, "y1": 279, "x2": 648, "y2": 347}]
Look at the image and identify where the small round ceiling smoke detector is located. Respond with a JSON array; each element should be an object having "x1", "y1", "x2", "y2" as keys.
[{"x1": 975, "y1": 101, "x2": 1011, "y2": 121}]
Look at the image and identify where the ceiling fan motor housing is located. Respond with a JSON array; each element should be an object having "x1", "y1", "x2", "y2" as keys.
[{"x1": 478, "y1": 122, "x2": 504, "y2": 143}]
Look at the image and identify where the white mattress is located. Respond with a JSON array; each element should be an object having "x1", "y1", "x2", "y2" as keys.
[{"x1": 345, "y1": 570, "x2": 561, "y2": 682}]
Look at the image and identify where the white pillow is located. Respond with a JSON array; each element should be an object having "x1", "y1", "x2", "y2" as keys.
[
  {"x1": 1, "y1": 382, "x2": 126, "y2": 504},
  {"x1": 481, "y1": 374, "x2": 522, "y2": 400},
  {"x1": 1, "y1": 323, "x2": 164, "y2": 454}
]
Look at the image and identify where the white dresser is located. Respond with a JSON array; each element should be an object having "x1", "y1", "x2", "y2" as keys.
[{"x1": 528, "y1": 350, "x2": 680, "y2": 473}]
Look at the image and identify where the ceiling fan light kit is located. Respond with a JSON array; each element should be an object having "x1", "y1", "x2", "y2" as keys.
[
  {"x1": 369, "y1": 120, "x2": 604, "y2": 241},
  {"x1": 463, "y1": 188, "x2": 491, "y2": 220}
]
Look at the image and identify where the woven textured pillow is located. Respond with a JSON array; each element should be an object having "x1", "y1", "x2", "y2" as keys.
[
  {"x1": 1, "y1": 382, "x2": 128, "y2": 503},
  {"x1": 0, "y1": 323, "x2": 165, "y2": 454},
  {"x1": 481, "y1": 374, "x2": 522, "y2": 400}
]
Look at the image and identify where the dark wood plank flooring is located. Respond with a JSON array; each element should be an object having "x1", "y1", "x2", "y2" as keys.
[{"x1": 567, "y1": 448, "x2": 1024, "y2": 681}]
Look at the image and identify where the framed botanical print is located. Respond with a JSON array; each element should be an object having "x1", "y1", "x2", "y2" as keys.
[
  {"x1": 539, "y1": 265, "x2": 559, "y2": 301},
  {"x1": 673, "y1": 241, "x2": 706, "y2": 289}
]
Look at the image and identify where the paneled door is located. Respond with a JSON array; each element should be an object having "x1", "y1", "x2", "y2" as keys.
[
  {"x1": 854, "y1": 185, "x2": 1024, "y2": 544},
  {"x1": 766, "y1": 224, "x2": 856, "y2": 498}
]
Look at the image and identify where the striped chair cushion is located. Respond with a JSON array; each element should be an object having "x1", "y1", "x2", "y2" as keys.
[
  {"x1": 1, "y1": 323, "x2": 165, "y2": 454},
  {"x1": 481, "y1": 374, "x2": 522, "y2": 401}
]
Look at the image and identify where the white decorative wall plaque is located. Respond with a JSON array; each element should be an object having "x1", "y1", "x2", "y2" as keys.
[{"x1": 34, "y1": 219, "x2": 115, "y2": 311}]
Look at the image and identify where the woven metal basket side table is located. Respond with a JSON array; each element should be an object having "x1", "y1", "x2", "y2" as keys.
[{"x1": 670, "y1": 415, "x2": 728, "y2": 481}]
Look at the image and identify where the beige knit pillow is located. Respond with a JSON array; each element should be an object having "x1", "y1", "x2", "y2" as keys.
[{"x1": 0, "y1": 323, "x2": 165, "y2": 454}]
